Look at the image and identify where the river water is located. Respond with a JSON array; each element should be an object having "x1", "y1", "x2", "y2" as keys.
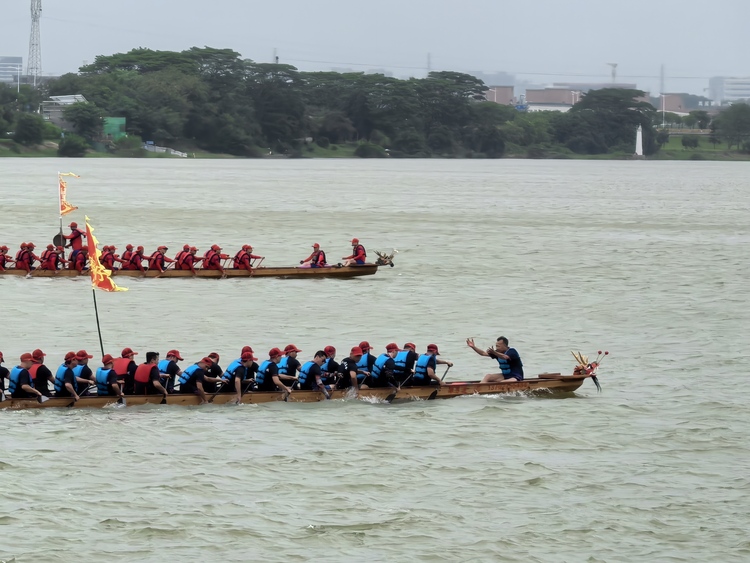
[{"x1": 0, "y1": 158, "x2": 748, "y2": 562}]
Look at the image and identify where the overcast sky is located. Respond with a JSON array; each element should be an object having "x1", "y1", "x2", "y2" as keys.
[{"x1": 2, "y1": 0, "x2": 748, "y2": 95}]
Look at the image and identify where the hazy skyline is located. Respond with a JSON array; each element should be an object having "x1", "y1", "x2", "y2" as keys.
[{"x1": 3, "y1": 0, "x2": 749, "y2": 96}]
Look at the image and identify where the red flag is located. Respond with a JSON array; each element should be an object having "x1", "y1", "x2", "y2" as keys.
[{"x1": 85, "y1": 217, "x2": 127, "y2": 292}]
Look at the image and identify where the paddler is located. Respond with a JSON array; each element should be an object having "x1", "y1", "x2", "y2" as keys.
[
  {"x1": 0, "y1": 351, "x2": 7, "y2": 396},
  {"x1": 356, "y1": 341, "x2": 376, "y2": 386},
  {"x1": 100, "y1": 246, "x2": 122, "y2": 271},
  {"x1": 176, "y1": 356, "x2": 218, "y2": 404},
  {"x1": 467, "y1": 336, "x2": 524, "y2": 383},
  {"x1": 278, "y1": 344, "x2": 302, "y2": 380},
  {"x1": 121, "y1": 244, "x2": 134, "y2": 265},
  {"x1": 147, "y1": 246, "x2": 174, "y2": 273},
  {"x1": 72, "y1": 350, "x2": 95, "y2": 395},
  {"x1": 203, "y1": 352, "x2": 223, "y2": 393},
  {"x1": 321, "y1": 346, "x2": 339, "y2": 386},
  {"x1": 15, "y1": 242, "x2": 36, "y2": 273},
  {"x1": 300, "y1": 243, "x2": 327, "y2": 268},
  {"x1": 113, "y1": 347, "x2": 138, "y2": 394},
  {"x1": 72, "y1": 247, "x2": 89, "y2": 273},
  {"x1": 174, "y1": 244, "x2": 190, "y2": 267},
  {"x1": 96, "y1": 354, "x2": 124, "y2": 398},
  {"x1": 54, "y1": 352, "x2": 85, "y2": 400},
  {"x1": 203, "y1": 245, "x2": 225, "y2": 274},
  {"x1": 123, "y1": 246, "x2": 146, "y2": 273},
  {"x1": 297, "y1": 351, "x2": 329, "y2": 396},
  {"x1": 0, "y1": 245, "x2": 12, "y2": 271},
  {"x1": 158, "y1": 350, "x2": 184, "y2": 393},
  {"x1": 134, "y1": 351, "x2": 168, "y2": 395},
  {"x1": 392, "y1": 342, "x2": 419, "y2": 386},
  {"x1": 370, "y1": 343, "x2": 401, "y2": 387},
  {"x1": 256, "y1": 348, "x2": 294, "y2": 393},
  {"x1": 30, "y1": 349, "x2": 54, "y2": 396},
  {"x1": 9, "y1": 353, "x2": 44, "y2": 400},
  {"x1": 410, "y1": 344, "x2": 449, "y2": 387},
  {"x1": 175, "y1": 246, "x2": 199, "y2": 275},
  {"x1": 39, "y1": 244, "x2": 56, "y2": 270},
  {"x1": 233, "y1": 245, "x2": 253, "y2": 272},
  {"x1": 336, "y1": 346, "x2": 362, "y2": 391},
  {"x1": 220, "y1": 350, "x2": 257, "y2": 403},
  {"x1": 64, "y1": 222, "x2": 86, "y2": 262},
  {"x1": 342, "y1": 238, "x2": 366, "y2": 266}
]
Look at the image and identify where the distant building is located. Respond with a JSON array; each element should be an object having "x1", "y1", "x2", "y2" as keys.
[
  {"x1": 525, "y1": 88, "x2": 582, "y2": 112},
  {"x1": 552, "y1": 82, "x2": 638, "y2": 93},
  {"x1": 41, "y1": 95, "x2": 88, "y2": 129},
  {"x1": 0, "y1": 56, "x2": 23, "y2": 84},
  {"x1": 484, "y1": 86, "x2": 514, "y2": 105},
  {"x1": 709, "y1": 76, "x2": 750, "y2": 103}
]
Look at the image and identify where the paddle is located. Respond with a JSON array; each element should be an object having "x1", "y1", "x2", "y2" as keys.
[
  {"x1": 37, "y1": 395, "x2": 49, "y2": 404},
  {"x1": 440, "y1": 365, "x2": 452, "y2": 382},
  {"x1": 208, "y1": 381, "x2": 227, "y2": 403}
]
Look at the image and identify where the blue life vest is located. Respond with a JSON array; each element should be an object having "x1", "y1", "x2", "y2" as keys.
[
  {"x1": 278, "y1": 356, "x2": 291, "y2": 375},
  {"x1": 9, "y1": 367, "x2": 33, "y2": 395},
  {"x1": 393, "y1": 351, "x2": 410, "y2": 375},
  {"x1": 179, "y1": 364, "x2": 200, "y2": 386},
  {"x1": 54, "y1": 364, "x2": 76, "y2": 394},
  {"x1": 356, "y1": 353, "x2": 372, "y2": 382},
  {"x1": 495, "y1": 356, "x2": 511, "y2": 377},
  {"x1": 321, "y1": 358, "x2": 332, "y2": 372},
  {"x1": 157, "y1": 359, "x2": 172, "y2": 374},
  {"x1": 96, "y1": 367, "x2": 114, "y2": 395},
  {"x1": 257, "y1": 360, "x2": 273, "y2": 386},
  {"x1": 372, "y1": 354, "x2": 390, "y2": 380},
  {"x1": 414, "y1": 354, "x2": 435, "y2": 384},
  {"x1": 224, "y1": 358, "x2": 242, "y2": 381},
  {"x1": 72, "y1": 365, "x2": 84, "y2": 377},
  {"x1": 298, "y1": 361, "x2": 316, "y2": 387}
]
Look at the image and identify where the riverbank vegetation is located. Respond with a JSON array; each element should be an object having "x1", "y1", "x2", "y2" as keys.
[{"x1": 1, "y1": 47, "x2": 750, "y2": 160}]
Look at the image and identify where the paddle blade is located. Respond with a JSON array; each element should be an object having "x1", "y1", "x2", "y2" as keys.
[
  {"x1": 0, "y1": 391, "x2": 6, "y2": 402},
  {"x1": 427, "y1": 390, "x2": 438, "y2": 400},
  {"x1": 385, "y1": 391, "x2": 397, "y2": 403},
  {"x1": 118, "y1": 396, "x2": 127, "y2": 406},
  {"x1": 38, "y1": 395, "x2": 49, "y2": 404}
]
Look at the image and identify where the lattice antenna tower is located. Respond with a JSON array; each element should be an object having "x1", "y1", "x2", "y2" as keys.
[{"x1": 27, "y1": 0, "x2": 42, "y2": 87}]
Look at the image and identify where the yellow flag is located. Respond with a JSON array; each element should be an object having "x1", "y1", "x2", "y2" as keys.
[{"x1": 85, "y1": 216, "x2": 128, "y2": 292}]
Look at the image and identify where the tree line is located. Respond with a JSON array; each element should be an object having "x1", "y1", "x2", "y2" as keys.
[{"x1": 2, "y1": 46, "x2": 750, "y2": 158}]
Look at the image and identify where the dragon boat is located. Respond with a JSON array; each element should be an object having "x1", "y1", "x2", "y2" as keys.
[{"x1": 0, "y1": 372, "x2": 599, "y2": 410}]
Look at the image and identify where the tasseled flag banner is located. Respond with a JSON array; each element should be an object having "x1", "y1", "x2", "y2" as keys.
[
  {"x1": 85, "y1": 216, "x2": 127, "y2": 292},
  {"x1": 59, "y1": 172, "x2": 80, "y2": 216}
]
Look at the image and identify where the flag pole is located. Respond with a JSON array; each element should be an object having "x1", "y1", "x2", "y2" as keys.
[
  {"x1": 57, "y1": 172, "x2": 64, "y2": 248},
  {"x1": 92, "y1": 288, "x2": 105, "y2": 357}
]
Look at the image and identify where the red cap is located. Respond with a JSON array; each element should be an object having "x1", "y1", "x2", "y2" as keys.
[
  {"x1": 284, "y1": 344, "x2": 301, "y2": 354},
  {"x1": 102, "y1": 354, "x2": 114, "y2": 365},
  {"x1": 404, "y1": 342, "x2": 416, "y2": 350},
  {"x1": 137, "y1": 246, "x2": 144, "y2": 252},
  {"x1": 200, "y1": 357, "x2": 214, "y2": 366},
  {"x1": 76, "y1": 350, "x2": 94, "y2": 359},
  {"x1": 190, "y1": 246, "x2": 198, "y2": 251},
  {"x1": 32, "y1": 349, "x2": 46, "y2": 360},
  {"x1": 312, "y1": 243, "x2": 320, "y2": 248},
  {"x1": 167, "y1": 349, "x2": 183, "y2": 361},
  {"x1": 241, "y1": 345, "x2": 254, "y2": 354},
  {"x1": 126, "y1": 244, "x2": 133, "y2": 250},
  {"x1": 241, "y1": 351, "x2": 257, "y2": 361},
  {"x1": 351, "y1": 238, "x2": 359, "y2": 243},
  {"x1": 427, "y1": 344, "x2": 440, "y2": 355},
  {"x1": 27, "y1": 242, "x2": 35, "y2": 248},
  {"x1": 20, "y1": 353, "x2": 33, "y2": 362},
  {"x1": 269, "y1": 347, "x2": 283, "y2": 358},
  {"x1": 386, "y1": 343, "x2": 401, "y2": 352},
  {"x1": 211, "y1": 244, "x2": 221, "y2": 251},
  {"x1": 183, "y1": 244, "x2": 190, "y2": 250},
  {"x1": 69, "y1": 222, "x2": 78, "y2": 228},
  {"x1": 324, "y1": 346, "x2": 336, "y2": 356},
  {"x1": 158, "y1": 245, "x2": 168, "y2": 250},
  {"x1": 246, "y1": 245, "x2": 253, "y2": 250},
  {"x1": 46, "y1": 244, "x2": 54, "y2": 250},
  {"x1": 0, "y1": 245, "x2": 8, "y2": 251},
  {"x1": 121, "y1": 347, "x2": 138, "y2": 357},
  {"x1": 358, "y1": 341, "x2": 371, "y2": 352},
  {"x1": 350, "y1": 346, "x2": 364, "y2": 356},
  {"x1": 64, "y1": 351, "x2": 77, "y2": 362}
]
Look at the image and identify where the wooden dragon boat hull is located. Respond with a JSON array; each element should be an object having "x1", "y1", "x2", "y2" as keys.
[
  {"x1": 0, "y1": 375, "x2": 592, "y2": 410},
  {"x1": 0, "y1": 264, "x2": 379, "y2": 279}
]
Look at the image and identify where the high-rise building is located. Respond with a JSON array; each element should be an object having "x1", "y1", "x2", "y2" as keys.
[
  {"x1": 709, "y1": 77, "x2": 750, "y2": 103},
  {"x1": 0, "y1": 56, "x2": 23, "y2": 84}
]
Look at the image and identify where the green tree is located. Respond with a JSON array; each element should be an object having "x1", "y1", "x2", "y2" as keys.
[
  {"x1": 13, "y1": 113, "x2": 45, "y2": 145},
  {"x1": 689, "y1": 110, "x2": 710, "y2": 129},
  {"x1": 63, "y1": 102, "x2": 105, "y2": 140},
  {"x1": 713, "y1": 103, "x2": 750, "y2": 150},
  {"x1": 681, "y1": 135, "x2": 699, "y2": 149},
  {"x1": 57, "y1": 134, "x2": 89, "y2": 157},
  {"x1": 656, "y1": 130, "x2": 670, "y2": 147}
]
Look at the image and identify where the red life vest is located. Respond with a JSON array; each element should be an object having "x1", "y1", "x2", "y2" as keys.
[
  {"x1": 29, "y1": 363, "x2": 42, "y2": 378},
  {"x1": 202, "y1": 250, "x2": 217, "y2": 269},
  {"x1": 134, "y1": 363, "x2": 155, "y2": 384},
  {"x1": 148, "y1": 252, "x2": 163, "y2": 270},
  {"x1": 233, "y1": 251, "x2": 247, "y2": 269},
  {"x1": 174, "y1": 250, "x2": 186, "y2": 266},
  {"x1": 112, "y1": 358, "x2": 132, "y2": 376}
]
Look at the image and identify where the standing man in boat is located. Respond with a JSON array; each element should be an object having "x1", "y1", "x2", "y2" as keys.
[
  {"x1": 298, "y1": 351, "x2": 329, "y2": 396},
  {"x1": 64, "y1": 222, "x2": 86, "y2": 263},
  {"x1": 221, "y1": 350, "x2": 257, "y2": 403},
  {"x1": 300, "y1": 243, "x2": 327, "y2": 268},
  {"x1": 9, "y1": 353, "x2": 44, "y2": 400},
  {"x1": 392, "y1": 343, "x2": 419, "y2": 386},
  {"x1": 158, "y1": 350, "x2": 183, "y2": 393},
  {"x1": 370, "y1": 343, "x2": 401, "y2": 388},
  {"x1": 467, "y1": 336, "x2": 524, "y2": 383},
  {"x1": 337, "y1": 346, "x2": 362, "y2": 391},
  {"x1": 342, "y1": 238, "x2": 366, "y2": 266},
  {"x1": 0, "y1": 245, "x2": 12, "y2": 271},
  {"x1": 134, "y1": 352, "x2": 168, "y2": 395},
  {"x1": 96, "y1": 354, "x2": 124, "y2": 398},
  {"x1": 72, "y1": 350, "x2": 95, "y2": 395},
  {"x1": 256, "y1": 348, "x2": 294, "y2": 393},
  {"x1": 113, "y1": 348, "x2": 139, "y2": 394},
  {"x1": 411, "y1": 344, "x2": 448, "y2": 387},
  {"x1": 30, "y1": 349, "x2": 54, "y2": 396},
  {"x1": 279, "y1": 345, "x2": 302, "y2": 381}
]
